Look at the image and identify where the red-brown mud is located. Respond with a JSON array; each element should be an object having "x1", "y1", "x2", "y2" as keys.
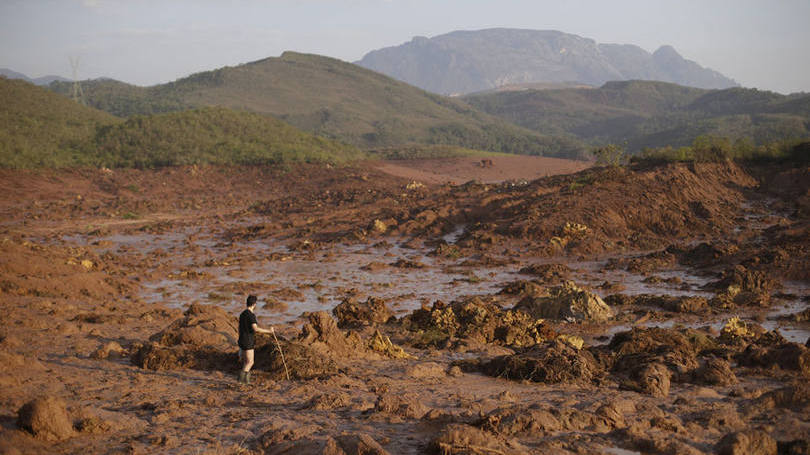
[{"x1": 1, "y1": 157, "x2": 809, "y2": 454}]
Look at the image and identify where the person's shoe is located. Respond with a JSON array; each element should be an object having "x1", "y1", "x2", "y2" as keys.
[
  {"x1": 237, "y1": 371, "x2": 246, "y2": 384},
  {"x1": 245, "y1": 371, "x2": 251, "y2": 385}
]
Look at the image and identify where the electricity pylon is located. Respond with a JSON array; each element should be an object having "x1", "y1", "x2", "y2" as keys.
[{"x1": 69, "y1": 56, "x2": 86, "y2": 105}]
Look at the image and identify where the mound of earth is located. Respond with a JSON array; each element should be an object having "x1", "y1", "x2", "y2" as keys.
[
  {"x1": 332, "y1": 296, "x2": 395, "y2": 328},
  {"x1": 736, "y1": 341, "x2": 810, "y2": 377},
  {"x1": 428, "y1": 423, "x2": 528, "y2": 455},
  {"x1": 455, "y1": 161, "x2": 757, "y2": 254},
  {"x1": 150, "y1": 303, "x2": 237, "y2": 347},
  {"x1": 17, "y1": 396, "x2": 75, "y2": 441},
  {"x1": 0, "y1": 238, "x2": 132, "y2": 300},
  {"x1": 716, "y1": 430, "x2": 777, "y2": 455},
  {"x1": 263, "y1": 432, "x2": 390, "y2": 455},
  {"x1": 131, "y1": 303, "x2": 240, "y2": 371},
  {"x1": 605, "y1": 327, "x2": 708, "y2": 384},
  {"x1": 516, "y1": 263, "x2": 572, "y2": 284},
  {"x1": 514, "y1": 281, "x2": 613, "y2": 322},
  {"x1": 706, "y1": 264, "x2": 781, "y2": 308},
  {"x1": 479, "y1": 339, "x2": 603, "y2": 384},
  {"x1": 401, "y1": 297, "x2": 554, "y2": 348},
  {"x1": 255, "y1": 311, "x2": 411, "y2": 379},
  {"x1": 604, "y1": 293, "x2": 709, "y2": 314}
]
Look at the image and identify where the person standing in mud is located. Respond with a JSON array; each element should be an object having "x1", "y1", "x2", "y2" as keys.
[{"x1": 238, "y1": 295, "x2": 274, "y2": 384}]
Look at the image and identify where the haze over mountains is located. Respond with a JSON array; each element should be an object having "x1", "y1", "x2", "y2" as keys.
[
  {"x1": 357, "y1": 29, "x2": 739, "y2": 95},
  {"x1": 0, "y1": 68, "x2": 70, "y2": 86}
]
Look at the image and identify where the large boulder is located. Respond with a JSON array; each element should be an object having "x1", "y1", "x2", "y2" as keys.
[
  {"x1": 17, "y1": 396, "x2": 75, "y2": 441},
  {"x1": 514, "y1": 281, "x2": 613, "y2": 322}
]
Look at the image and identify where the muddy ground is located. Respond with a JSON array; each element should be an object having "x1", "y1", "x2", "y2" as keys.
[{"x1": 0, "y1": 156, "x2": 809, "y2": 455}]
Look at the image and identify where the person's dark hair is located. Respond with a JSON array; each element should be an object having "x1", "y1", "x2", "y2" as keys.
[{"x1": 246, "y1": 295, "x2": 257, "y2": 308}]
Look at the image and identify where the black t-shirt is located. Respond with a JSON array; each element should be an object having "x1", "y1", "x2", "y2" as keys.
[{"x1": 238, "y1": 309, "x2": 258, "y2": 349}]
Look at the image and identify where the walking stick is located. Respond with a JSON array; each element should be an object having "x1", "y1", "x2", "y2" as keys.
[{"x1": 271, "y1": 329, "x2": 291, "y2": 380}]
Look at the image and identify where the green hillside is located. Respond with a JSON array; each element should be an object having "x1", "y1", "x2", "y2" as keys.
[
  {"x1": 50, "y1": 52, "x2": 587, "y2": 158},
  {"x1": 464, "y1": 80, "x2": 810, "y2": 152},
  {"x1": 0, "y1": 76, "x2": 120, "y2": 167},
  {"x1": 93, "y1": 107, "x2": 364, "y2": 168},
  {"x1": 1, "y1": 77, "x2": 364, "y2": 168}
]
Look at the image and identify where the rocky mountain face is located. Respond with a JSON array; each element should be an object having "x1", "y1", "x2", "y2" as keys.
[{"x1": 357, "y1": 29, "x2": 738, "y2": 95}]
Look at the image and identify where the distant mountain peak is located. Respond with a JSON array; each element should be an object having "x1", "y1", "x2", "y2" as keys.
[
  {"x1": 0, "y1": 68, "x2": 71, "y2": 86},
  {"x1": 357, "y1": 29, "x2": 738, "y2": 95}
]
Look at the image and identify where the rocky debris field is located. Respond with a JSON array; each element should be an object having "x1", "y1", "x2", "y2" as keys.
[{"x1": 0, "y1": 158, "x2": 809, "y2": 454}]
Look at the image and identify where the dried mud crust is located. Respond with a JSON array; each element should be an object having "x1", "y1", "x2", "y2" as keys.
[{"x1": 2, "y1": 160, "x2": 810, "y2": 454}]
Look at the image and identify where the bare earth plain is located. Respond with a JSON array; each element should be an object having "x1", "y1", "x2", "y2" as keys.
[{"x1": 1, "y1": 155, "x2": 809, "y2": 455}]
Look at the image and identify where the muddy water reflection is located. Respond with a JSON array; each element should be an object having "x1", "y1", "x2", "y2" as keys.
[{"x1": 63, "y1": 226, "x2": 810, "y2": 342}]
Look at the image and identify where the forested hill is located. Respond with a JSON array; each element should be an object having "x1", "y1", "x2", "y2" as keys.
[
  {"x1": 1, "y1": 77, "x2": 363, "y2": 168},
  {"x1": 49, "y1": 52, "x2": 587, "y2": 159},
  {"x1": 464, "y1": 80, "x2": 810, "y2": 152}
]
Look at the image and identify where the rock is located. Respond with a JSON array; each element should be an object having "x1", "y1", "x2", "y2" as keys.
[
  {"x1": 481, "y1": 340, "x2": 602, "y2": 384},
  {"x1": 333, "y1": 297, "x2": 394, "y2": 328},
  {"x1": 17, "y1": 396, "x2": 75, "y2": 441},
  {"x1": 514, "y1": 281, "x2": 613, "y2": 322},
  {"x1": 716, "y1": 430, "x2": 777, "y2": 455}
]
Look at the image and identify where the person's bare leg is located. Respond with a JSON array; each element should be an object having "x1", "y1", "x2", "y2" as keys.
[{"x1": 243, "y1": 349, "x2": 255, "y2": 384}]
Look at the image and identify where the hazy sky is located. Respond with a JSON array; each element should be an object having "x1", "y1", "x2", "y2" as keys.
[{"x1": 1, "y1": 0, "x2": 808, "y2": 93}]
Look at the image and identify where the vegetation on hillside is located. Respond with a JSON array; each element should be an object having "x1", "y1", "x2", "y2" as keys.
[
  {"x1": 93, "y1": 107, "x2": 364, "y2": 168},
  {"x1": 636, "y1": 136, "x2": 809, "y2": 163},
  {"x1": 1, "y1": 78, "x2": 364, "y2": 169},
  {"x1": 49, "y1": 52, "x2": 588, "y2": 159},
  {"x1": 0, "y1": 77, "x2": 120, "y2": 167},
  {"x1": 465, "y1": 80, "x2": 810, "y2": 153}
]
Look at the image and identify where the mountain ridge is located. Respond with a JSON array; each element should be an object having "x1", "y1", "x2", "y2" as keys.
[
  {"x1": 357, "y1": 28, "x2": 739, "y2": 95},
  {"x1": 0, "y1": 68, "x2": 71, "y2": 86},
  {"x1": 48, "y1": 51, "x2": 588, "y2": 158},
  {"x1": 464, "y1": 79, "x2": 810, "y2": 152}
]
